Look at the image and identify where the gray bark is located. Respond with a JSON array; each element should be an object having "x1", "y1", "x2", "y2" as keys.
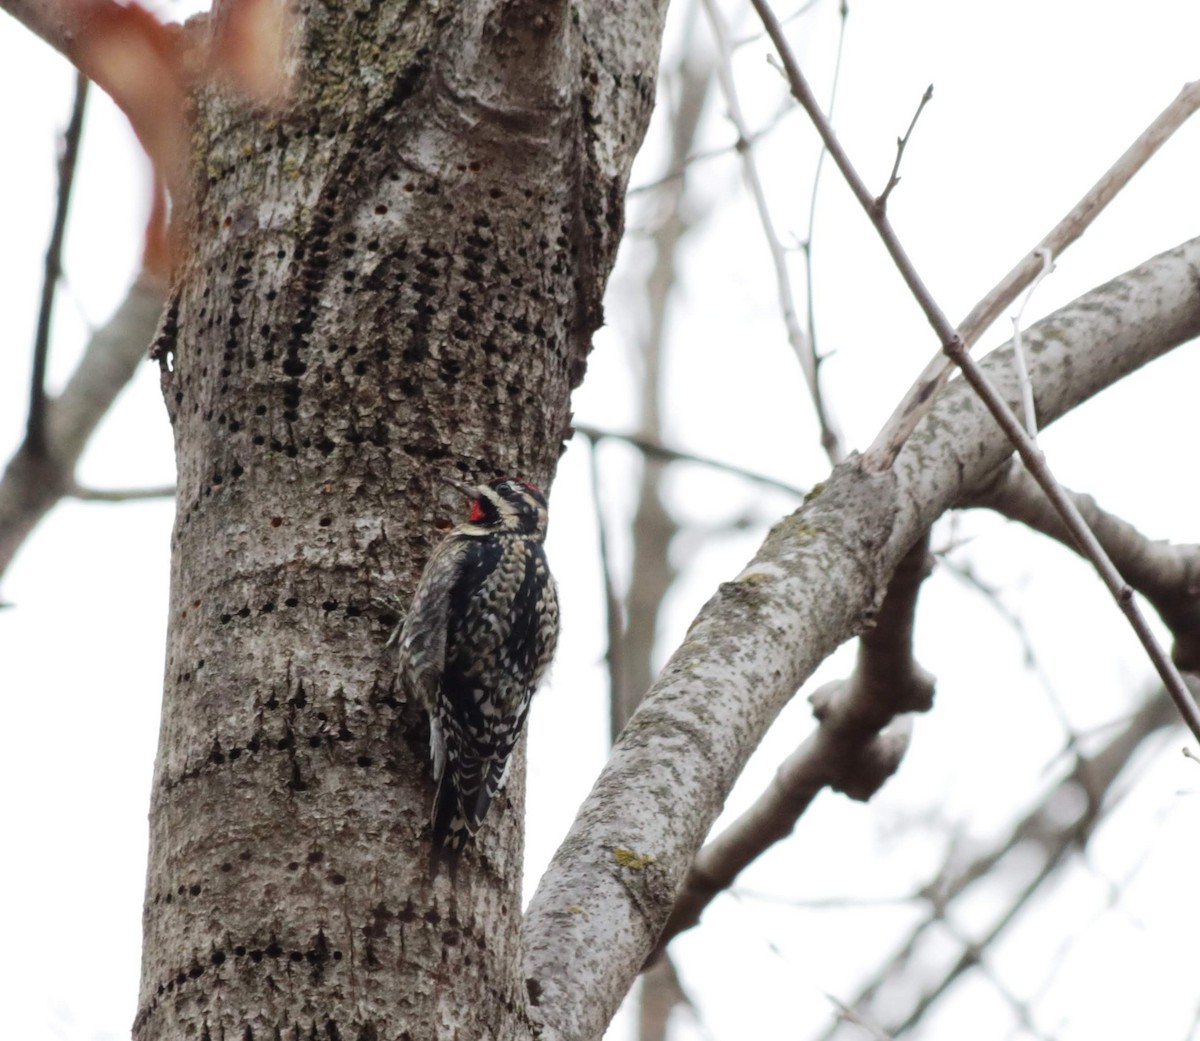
[
  {"x1": 521, "y1": 237, "x2": 1200, "y2": 1041},
  {"x1": 6, "y1": 2, "x2": 1200, "y2": 1038},
  {"x1": 135, "y1": 3, "x2": 666, "y2": 1039}
]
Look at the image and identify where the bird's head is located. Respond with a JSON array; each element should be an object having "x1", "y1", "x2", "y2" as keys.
[{"x1": 444, "y1": 476, "x2": 549, "y2": 539}]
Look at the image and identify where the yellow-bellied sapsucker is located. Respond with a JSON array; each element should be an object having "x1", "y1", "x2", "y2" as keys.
[{"x1": 395, "y1": 476, "x2": 559, "y2": 871}]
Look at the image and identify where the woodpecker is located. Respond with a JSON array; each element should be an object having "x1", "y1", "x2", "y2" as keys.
[{"x1": 394, "y1": 475, "x2": 559, "y2": 872}]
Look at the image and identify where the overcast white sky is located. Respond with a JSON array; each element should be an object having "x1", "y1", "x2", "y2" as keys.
[{"x1": 2, "y1": 2, "x2": 1199, "y2": 1040}]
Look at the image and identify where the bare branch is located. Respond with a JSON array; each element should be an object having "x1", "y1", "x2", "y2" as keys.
[
  {"x1": 0, "y1": 276, "x2": 166, "y2": 584},
  {"x1": 523, "y1": 237, "x2": 1200, "y2": 1041},
  {"x1": 937, "y1": 553, "x2": 1067, "y2": 724},
  {"x1": 966, "y1": 463, "x2": 1200, "y2": 671},
  {"x1": 874, "y1": 84, "x2": 932, "y2": 214},
  {"x1": 27, "y1": 71, "x2": 89, "y2": 455},
  {"x1": 748, "y1": 0, "x2": 951, "y2": 356},
  {"x1": 749, "y1": 0, "x2": 1200, "y2": 743},
  {"x1": 702, "y1": 0, "x2": 846, "y2": 463},
  {"x1": 1009, "y1": 247, "x2": 1055, "y2": 440},
  {"x1": 638, "y1": 957, "x2": 698, "y2": 1041},
  {"x1": 626, "y1": 92, "x2": 805, "y2": 196},
  {"x1": 574, "y1": 426, "x2": 805, "y2": 498},
  {"x1": 3, "y1": 0, "x2": 292, "y2": 203},
  {"x1": 947, "y1": 355, "x2": 1200, "y2": 738},
  {"x1": 872, "y1": 78, "x2": 1200, "y2": 459},
  {"x1": 819, "y1": 686, "x2": 1179, "y2": 1039},
  {"x1": 801, "y1": 0, "x2": 850, "y2": 455},
  {"x1": 69, "y1": 483, "x2": 176, "y2": 502},
  {"x1": 585, "y1": 437, "x2": 627, "y2": 742},
  {"x1": 823, "y1": 996, "x2": 898, "y2": 1041},
  {"x1": 649, "y1": 536, "x2": 934, "y2": 956},
  {"x1": 960, "y1": 80, "x2": 1200, "y2": 346}
]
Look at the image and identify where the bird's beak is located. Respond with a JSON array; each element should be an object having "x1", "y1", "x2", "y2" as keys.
[{"x1": 441, "y1": 475, "x2": 480, "y2": 499}]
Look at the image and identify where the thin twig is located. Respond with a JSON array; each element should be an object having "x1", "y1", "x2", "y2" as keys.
[
  {"x1": 875, "y1": 84, "x2": 933, "y2": 214},
  {"x1": 1010, "y1": 247, "x2": 1055, "y2": 440},
  {"x1": 27, "y1": 71, "x2": 89, "y2": 455},
  {"x1": 627, "y1": 120, "x2": 786, "y2": 197},
  {"x1": 731, "y1": 887, "x2": 915, "y2": 910},
  {"x1": 574, "y1": 425, "x2": 805, "y2": 498},
  {"x1": 69, "y1": 483, "x2": 176, "y2": 502},
  {"x1": 801, "y1": 0, "x2": 850, "y2": 463},
  {"x1": 626, "y1": 141, "x2": 732, "y2": 197},
  {"x1": 872, "y1": 78, "x2": 1200, "y2": 462},
  {"x1": 964, "y1": 463, "x2": 1200, "y2": 671},
  {"x1": 702, "y1": 0, "x2": 846, "y2": 464},
  {"x1": 0, "y1": 276, "x2": 167, "y2": 584},
  {"x1": 938, "y1": 554, "x2": 1064, "y2": 714},
  {"x1": 941, "y1": 920, "x2": 1051, "y2": 1041},
  {"x1": 960, "y1": 80, "x2": 1200, "y2": 347},
  {"x1": 940, "y1": 549, "x2": 1096, "y2": 784},
  {"x1": 815, "y1": 687, "x2": 1177, "y2": 1040},
  {"x1": 750, "y1": 0, "x2": 1200, "y2": 745},
  {"x1": 731, "y1": 0, "x2": 822, "y2": 50},
  {"x1": 585, "y1": 437, "x2": 626, "y2": 737},
  {"x1": 896, "y1": 855, "x2": 1060, "y2": 1035},
  {"x1": 825, "y1": 996, "x2": 898, "y2": 1041}
]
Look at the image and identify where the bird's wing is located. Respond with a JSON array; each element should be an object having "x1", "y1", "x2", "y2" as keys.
[{"x1": 397, "y1": 536, "x2": 470, "y2": 709}]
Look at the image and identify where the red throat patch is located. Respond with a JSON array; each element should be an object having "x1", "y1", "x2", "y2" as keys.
[{"x1": 469, "y1": 500, "x2": 485, "y2": 523}]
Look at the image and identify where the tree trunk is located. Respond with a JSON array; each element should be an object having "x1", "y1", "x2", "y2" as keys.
[{"x1": 134, "y1": 4, "x2": 665, "y2": 1038}]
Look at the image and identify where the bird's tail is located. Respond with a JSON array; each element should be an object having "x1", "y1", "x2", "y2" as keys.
[{"x1": 430, "y1": 756, "x2": 497, "y2": 876}]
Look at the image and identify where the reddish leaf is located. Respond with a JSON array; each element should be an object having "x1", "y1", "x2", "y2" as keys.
[
  {"x1": 71, "y1": 2, "x2": 189, "y2": 195},
  {"x1": 210, "y1": 0, "x2": 293, "y2": 103}
]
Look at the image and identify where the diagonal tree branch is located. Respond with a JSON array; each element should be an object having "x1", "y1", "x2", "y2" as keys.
[
  {"x1": 816, "y1": 684, "x2": 1180, "y2": 1040},
  {"x1": 1, "y1": 155, "x2": 169, "y2": 591},
  {"x1": 749, "y1": 0, "x2": 1200, "y2": 742},
  {"x1": 27, "y1": 70, "x2": 89, "y2": 455},
  {"x1": 69, "y1": 482, "x2": 175, "y2": 502},
  {"x1": 870, "y1": 77, "x2": 1200, "y2": 462},
  {"x1": 649, "y1": 534, "x2": 935, "y2": 958},
  {"x1": 965, "y1": 462, "x2": 1200, "y2": 670},
  {"x1": 0, "y1": 274, "x2": 166, "y2": 584},
  {"x1": 522, "y1": 238, "x2": 1200, "y2": 1041},
  {"x1": 576, "y1": 425, "x2": 805, "y2": 499},
  {"x1": 702, "y1": 0, "x2": 846, "y2": 463},
  {"x1": 0, "y1": 92, "x2": 171, "y2": 590}
]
